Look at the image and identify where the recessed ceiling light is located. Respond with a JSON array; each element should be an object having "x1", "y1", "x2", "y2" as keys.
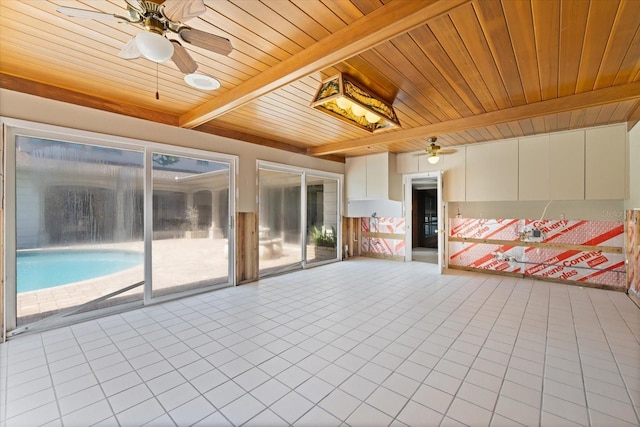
[{"x1": 184, "y1": 73, "x2": 220, "y2": 91}]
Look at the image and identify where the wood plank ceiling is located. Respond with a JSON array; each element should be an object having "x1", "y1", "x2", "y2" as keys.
[{"x1": 0, "y1": 0, "x2": 639, "y2": 161}]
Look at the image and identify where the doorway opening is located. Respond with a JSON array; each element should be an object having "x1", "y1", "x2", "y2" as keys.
[
  {"x1": 403, "y1": 172, "x2": 445, "y2": 272},
  {"x1": 412, "y1": 186, "x2": 439, "y2": 264}
]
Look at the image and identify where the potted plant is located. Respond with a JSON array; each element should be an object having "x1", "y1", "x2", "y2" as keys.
[{"x1": 308, "y1": 225, "x2": 337, "y2": 260}]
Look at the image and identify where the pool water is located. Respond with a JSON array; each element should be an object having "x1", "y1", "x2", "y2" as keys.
[{"x1": 17, "y1": 250, "x2": 144, "y2": 293}]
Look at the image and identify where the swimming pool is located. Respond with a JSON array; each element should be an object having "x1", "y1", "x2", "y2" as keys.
[{"x1": 17, "y1": 249, "x2": 144, "y2": 293}]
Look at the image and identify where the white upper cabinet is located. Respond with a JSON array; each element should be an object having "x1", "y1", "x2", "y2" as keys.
[
  {"x1": 585, "y1": 124, "x2": 627, "y2": 200},
  {"x1": 442, "y1": 147, "x2": 466, "y2": 202},
  {"x1": 466, "y1": 143, "x2": 493, "y2": 201},
  {"x1": 396, "y1": 152, "x2": 419, "y2": 174},
  {"x1": 345, "y1": 152, "x2": 400, "y2": 201},
  {"x1": 549, "y1": 130, "x2": 584, "y2": 200},
  {"x1": 345, "y1": 155, "x2": 367, "y2": 200},
  {"x1": 519, "y1": 135, "x2": 550, "y2": 200},
  {"x1": 391, "y1": 123, "x2": 626, "y2": 204},
  {"x1": 492, "y1": 139, "x2": 519, "y2": 201},
  {"x1": 466, "y1": 140, "x2": 518, "y2": 201},
  {"x1": 366, "y1": 152, "x2": 390, "y2": 200}
]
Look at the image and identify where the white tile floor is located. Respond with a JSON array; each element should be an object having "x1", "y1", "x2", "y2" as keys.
[{"x1": 1, "y1": 258, "x2": 639, "y2": 427}]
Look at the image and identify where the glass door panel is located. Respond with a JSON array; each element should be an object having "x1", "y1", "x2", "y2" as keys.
[
  {"x1": 258, "y1": 168, "x2": 303, "y2": 275},
  {"x1": 151, "y1": 153, "x2": 230, "y2": 298},
  {"x1": 306, "y1": 175, "x2": 339, "y2": 264},
  {"x1": 14, "y1": 136, "x2": 144, "y2": 327}
]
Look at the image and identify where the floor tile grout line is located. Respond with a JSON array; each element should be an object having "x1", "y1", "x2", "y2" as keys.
[
  {"x1": 539, "y1": 279, "x2": 580, "y2": 427},
  {"x1": 456, "y1": 277, "x2": 533, "y2": 424},
  {"x1": 0, "y1": 344, "x2": 8, "y2": 425},
  {"x1": 116, "y1": 310, "x2": 239, "y2": 426},
  {"x1": 263, "y1": 264, "x2": 466, "y2": 425},
  {"x1": 409, "y1": 279, "x2": 507, "y2": 425},
  {"x1": 545, "y1": 286, "x2": 593, "y2": 426},
  {"x1": 138, "y1": 264, "x2": 427, "y2": 426},
  {"x1": 3, "y1": 260, "x2": 639, "y2": 427},
  {"x1": 342, "y1": 283, "x2": 474, "y2": 422},
  {"x1": 584, "y1": 287, "x2": 640, "y2": 425},
  {"x1": 567, "y1": 286, "x2": 596, "y2": 427},
  {"x1": 3, "y1": 334, "x2": 64, "y2": 425},
  {"x1": 606, "y1": 290, "x2": 640, "y2": 346},
  {"x1": 484, "y1": 276, "x2": 536, "y2": 427},
  {"x1": 72, "y1": 318, "x2": 123, "y2": 427},
  {"x1": 386, "y1": 274, "x2": 514, "y2": 425}
]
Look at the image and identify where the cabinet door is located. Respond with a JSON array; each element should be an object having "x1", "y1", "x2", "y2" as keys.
[
  {"x1": 345, "y1": 156, "x2": 367, "y2": 199},
  {"x1": 491, "y1": 139, "x2": 519, "y2": 201},
  {"x1": 549, "y1": 130, "x2": 584, "y2": 200},
  {"x1": 585, "y1": 125, "x2": 626, "y2": 200},
  {"x1": 366, "y1": 153, "x2": 389, "y2": 199},
  {"x1": 465, "y1": 143, "x2": 493, "y2": 201},
  {"x1": 443, "y1": 147, "x2": 466, "y2": 202},
  {"x1": 519, "y1": 135, "x2": 549, "y2": 200},
  {"x1": 396, "y1": 152, "x2": 419, "y2": 174}
]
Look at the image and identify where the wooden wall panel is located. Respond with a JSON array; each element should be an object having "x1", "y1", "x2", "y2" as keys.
[
  {"x1": 236, "y1": 212, "x2": 258, "y2": 284},
  {"x1": 343, "y1": 217, "x2": 361, "y2": 258}
]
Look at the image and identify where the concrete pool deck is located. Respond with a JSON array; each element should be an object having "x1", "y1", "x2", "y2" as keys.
[{"x1": 16, "y1": 238, "x2": 307, "y2": 326}]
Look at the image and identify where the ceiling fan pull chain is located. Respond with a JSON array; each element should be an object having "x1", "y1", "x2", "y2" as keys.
[{"x1": 155, "y1": 62, "x2": 160, "y2": 100}]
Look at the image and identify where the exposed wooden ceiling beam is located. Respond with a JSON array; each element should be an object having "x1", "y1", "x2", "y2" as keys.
[
  {"x1": 195, "y1": 122, "x2": 345, "y2": 163},
  {"x1": 0, "y1": 73, "x2": 345, "y2": 161},
  {"x1": 0, "y1": 73, "x2": 179, "y2": 126},
  {"x1": 178, "y1": 0, "x2": 469, "y2": 129},
  {"x1": 308, "y1": 81, "x2": 640, "y2": 156}
]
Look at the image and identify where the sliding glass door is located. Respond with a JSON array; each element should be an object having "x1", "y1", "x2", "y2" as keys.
[
  {"x1": 4, "y1": 121, "x2": 235, "y2": 335},
  {"x1": 258, "y1": 168, "x2": 303, "y2": 275},
  {"x1": 151, "y1": 153, "x2": 231, "y2": 298},
  {"x1": 12, "y1": 136, "x2": 144, "y2": 329},
  {"x1": 306, "y1": 175, "x2": 339, "y2": 264},
  {"x1": 258, "y1": 163, "x2": 341, "y2": 276}
]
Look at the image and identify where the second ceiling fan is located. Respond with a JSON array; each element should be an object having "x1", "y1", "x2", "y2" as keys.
[{"x1": 417, "y1": 137, "x2": 457, "y2": 164}]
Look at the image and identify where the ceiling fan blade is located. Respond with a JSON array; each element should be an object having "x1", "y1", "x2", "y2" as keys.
[
  {"x1": 56, "y1": 6, "x2": 131, "y2": 23},
  {"x1": 162, "y1": 0, "x2": 206, "y2": 23},
  {"x1": 439, "y1": 149, "x2": 458, "y2": 155},
  {"x1": 125, "y1": 0, "x2": 144, "y2": 14},
  {"x1": 118, "y1": 36, "x2": 141, "y2": 60},
  {"x1": 171, "y1": 41, "x2": 198, "y2": 74},
  {"x1": 179, "y1": 28, "x2": 232, "y2": 56}
]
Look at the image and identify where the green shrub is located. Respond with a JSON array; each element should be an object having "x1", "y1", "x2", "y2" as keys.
[{"x1": 310, "y1": 225, "x2": 337, "y2": 247}]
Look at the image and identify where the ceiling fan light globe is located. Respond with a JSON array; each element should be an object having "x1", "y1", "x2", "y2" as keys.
[
  {"x1": 427, "y1": 155, "x2": 440, "y2": 164},
  {"x1": 136, "y1": 32, "x2": 174, "y2": 62},
  {"x1": 351, "y1": 103, "x2": 366, "y2": 117},
  {"x1": 365, "y1": 111, "x2": 380, "y2": 123}
]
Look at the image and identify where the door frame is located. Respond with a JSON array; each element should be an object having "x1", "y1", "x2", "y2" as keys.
[{"x1": 403, "y1": 171, "x2": 446, "y2": 273}]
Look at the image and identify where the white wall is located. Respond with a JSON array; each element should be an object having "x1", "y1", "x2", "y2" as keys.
[
  {"x1": 626, "y1": 122, "x2": 640, "y2": 210},
  {"x1": 0, "y1": 90, "x2": 344, "y2": 212}
]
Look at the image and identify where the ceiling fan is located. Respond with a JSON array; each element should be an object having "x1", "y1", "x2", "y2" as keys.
[
  {"x1": 56, "y1": 0, "x2": 232, "y2": 82},
  {"x1": 417, "y1": 136, "x2": 457, "y2": 164}
]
